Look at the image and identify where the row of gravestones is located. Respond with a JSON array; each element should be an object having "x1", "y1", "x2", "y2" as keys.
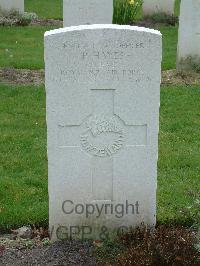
[
  {"x1": 1, "y1": 0, "x2": 199, "y2": 70},
  {"x1": 63, "y1": 0, "x2": 176, "y2": 27},
  {"x1": 0, "y1": 0, "x2": 180, "y2": 18},
  {"x1": 45, "y1": 1, "x2": 199, "y2": 241},
  {"x1": 0, "y1": 0, "x2": 176, "y2": 17},
  {"x1": 2, "y1": 0, "x2": 199, "y2": 241},
  {"x1": 0, "y1": 0, "x2": 24, "y2": 13},
  {"x1": 63, "y1": 0, "x2": 200, "y2": 71}
]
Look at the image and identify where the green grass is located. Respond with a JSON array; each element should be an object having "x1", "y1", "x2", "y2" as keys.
[
  {"x1": 175, "y1": 0, "x2": 181, "y2": 17},
  {"x1": 0, "y1": 85, "x2": 47, "y2": 229},
  {"x1": 160, "y1": 26, "x2": 178, "y2": 70},
  {"x1": 25, "y1": 0, "x2": 63, "y2": 20},
  {"x1": 0, "y1": 0, "x2": 180, "y2": 70},
  {"x1": 0, "y1": 25, "x2": 178, "y2": 70},
  {"x1": 158, "y1": 86, "x2": 200, "y2": 225},
  {"x1": 0, "y1": 26, "x2": 56, "y2": 69},
  {"x1": 0, "y1": 84, "x2": 199, "y2": 230}
]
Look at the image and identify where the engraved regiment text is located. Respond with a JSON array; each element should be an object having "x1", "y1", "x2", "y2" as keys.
[{"x1": 80, "y1": 115, "x2": 125, "y2": 157}]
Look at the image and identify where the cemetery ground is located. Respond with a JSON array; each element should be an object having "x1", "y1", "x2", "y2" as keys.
[{"x1": 0, "y1": 0, "x2": 200, "y2": 265}]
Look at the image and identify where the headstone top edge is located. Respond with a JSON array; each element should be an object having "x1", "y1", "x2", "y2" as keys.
[{"x1": 44, "y1": 24, "x2": 162, "y2": 38}]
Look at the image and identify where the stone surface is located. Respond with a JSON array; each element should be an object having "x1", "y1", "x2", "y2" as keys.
[
  {"x1": 143, "y1": 0, "x2": 175, "y2": 16},
  {"x1": 63, "y1": 0, "x2": 113, "y2": 27},
  {"x1": 177, "y1": 0, "x2": 200, "y2": 71},
  {"x1": 45, "y1": 24, "x2": 162, "y2": 241},
  {"x1": 0, "y1": 0, "x2": 24, "y2": 13},
  {"x1": 14, "y1": 226, "x2": 32, "y2": 239}
]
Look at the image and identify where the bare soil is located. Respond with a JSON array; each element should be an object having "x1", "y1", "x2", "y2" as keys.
[
  {"x1": 97, "y1": 225, "x2": 200, "y2": 266},
  {"x1": 1, "y1": 67, "x2": 200, "y2": 87},
  {"x1": 0, "y1": 240, "x2": 95, "y2": 266},
  {"x1": 162, "y1": 69, "x2": 200, "y2": 86},
  {"x1": 131, "y1": 19, "x2": 175, "y2": 28},
  {"x1": 131, "y1": 15, "x2": 178, "y2": 28},
  {"x1": 29, "y1": 18, "x2": 176, "y2": 28},
  {"x1": 0, "y1": 225, "x2": 199, "y2": 265},
  {"x1": 30, "y1": 19, "x2": 63, "y2": 27},
  {"x1": 0, "y1": 68, "x2": 44, "y2": 86}
]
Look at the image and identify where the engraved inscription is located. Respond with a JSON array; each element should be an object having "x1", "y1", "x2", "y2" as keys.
[
  {"x1": 60, "y1": 68, "x2": 151, "y2": 83},
  {"x1": 63, "y1": 40, "x2": 146, "y2": 50},
  {"x1": 80, "y1": 115, "x2": 125, "y2": 157}
]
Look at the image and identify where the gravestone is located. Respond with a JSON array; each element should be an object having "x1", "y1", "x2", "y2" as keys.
[
  {"x1": 177, "y1": 0, "x2": 200, "y2": 71},
  {"x1": 45, "y1": 24, "x2": 162, "y2": 241},
  {"x1": 143, "y1": 0, "x2": 175, "y2": 16},
  {"x1": 63, "y1": 0, "x2": 113, "y2": 27},
  {"x1": 0, "y1": 0, "x2": 24, "y2": 13}
]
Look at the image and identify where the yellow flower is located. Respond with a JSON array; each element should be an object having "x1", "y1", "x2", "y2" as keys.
[{"x1": 129, "y1": 0, "x2": 135, "y2": 5}]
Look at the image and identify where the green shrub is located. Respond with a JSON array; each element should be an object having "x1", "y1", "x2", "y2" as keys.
[
  {"x1": 113, "y1": 0, "x2": 142, "y2": 24},
  {"x1": 0, "y1": 8, "x2": 38, "y2": 26}
]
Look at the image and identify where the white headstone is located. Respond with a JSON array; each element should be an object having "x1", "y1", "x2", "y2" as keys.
[
  {"x1": 143, "y1": 0, "x2": 175, "y2": 16},
  {"x1": 0, "y1": 0, "x2": 24, "y2": 13},
  {"x1": 63, "y1": 0, "x2": 113, "y2": 27},
  {"x1": 177, "y1": 0, "x2": 200, "y2": 71},
  {"x1": 45, "y1": 24, "x2": 162, "y2": 241}
]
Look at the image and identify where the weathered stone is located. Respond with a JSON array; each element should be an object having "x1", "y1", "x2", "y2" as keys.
[
  {"x1": 177, "y1": 0, "x2": 200, "y2": 71},
  {"x1": 143, "y1": 0, "x2": 175, "y2": 16},
  {"x1": 45, "y1": 24, "x2": 162, "y2": 241},
  {"x1": 0, "y1": 0, "x2": 24, "y2": 14},
  {"x1": 15, "y1": 226, "x2": 32, "y2": 239},
  {"x1": 63, "y1": 0, "x2": 113, "y2": 27}
]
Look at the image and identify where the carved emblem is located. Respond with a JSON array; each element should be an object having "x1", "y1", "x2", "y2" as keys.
[{"x1": 80, "y1": 115, "x2": 125, "y2": 157}]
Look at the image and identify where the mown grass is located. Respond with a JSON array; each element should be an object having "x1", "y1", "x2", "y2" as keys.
[
  {"x1": 0, "y1": 85, "x2": 48, "y2": 229},
  {"x1": 158, "y1": 86, "x2": 200, "y2": 225},
  {"x1": 0, "y1": 25, "x2": 178, "y2": 70},
  {"x1": 0, "y1": 0, "x2": 181, "y2": 70},
  {"x1": 0, "y1": 26, "x2": 56, "y2": 69},
  {"x1": 25, "y1": 0, "x2": 63, "y2": 20},
  {"x1": 0, "y1": 84, "x2": 199, "y2": 230},
  {"x1": 160, "y1": 26, "x2": 178, "y2": 70}
]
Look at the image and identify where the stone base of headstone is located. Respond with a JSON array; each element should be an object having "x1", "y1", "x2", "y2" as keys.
[
  {"x1": 143, "y1": 0, "x2": 175, "y2": 16},
  {"x1": 177, "y1": 0, "x2": 200, "y2": 72},
  {"x1": 63, "y1": 0, "x2": 113, "y2": 27},
  {"x1": 0, "y1": 0, "x2": 24, "y2": 14},
  {"x1": 177, "y1": 57, "x2": 200, "y2": 72}
]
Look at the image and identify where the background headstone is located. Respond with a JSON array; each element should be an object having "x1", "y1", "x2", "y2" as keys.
[
  {"x1": 63, "y1": 0, "x2": 113, "y2": 27},
  {"x1": 177, "y1": 0, "x2": 200, "y2": 71},
  {"x1": 0, "y1": 0, "x2": 24, "y2": 13},
  {"x1": 143, "y1": 0, "x2": 175, "y2": 16},
  {"x1": 45, "y1": 24, "x2": 162, "y2": 241}
]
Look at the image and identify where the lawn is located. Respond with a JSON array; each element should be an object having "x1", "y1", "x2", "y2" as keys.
[
  {"x1": 0, "y1": 0, "x2": 180, "y2": 70},
  {"x1": 0, "y1": 84, "x2": 199, "y2": 230},
  {"x1": 0, "y1": 26, "x2": 55, "y2": 70},
  {"x1": 0, "y1": 25, "x2": 178, "y2": 70},
  {"x1": 0, "y1": 85, "x2": 47, "y2": 229},
  {"x1": 25, "y1": 0, "x2": 63, "y2": 20}
]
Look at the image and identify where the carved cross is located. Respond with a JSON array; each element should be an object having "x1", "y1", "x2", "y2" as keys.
[{"x1": 58, "y1": 89, "x2": 147, "y2": 201}]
